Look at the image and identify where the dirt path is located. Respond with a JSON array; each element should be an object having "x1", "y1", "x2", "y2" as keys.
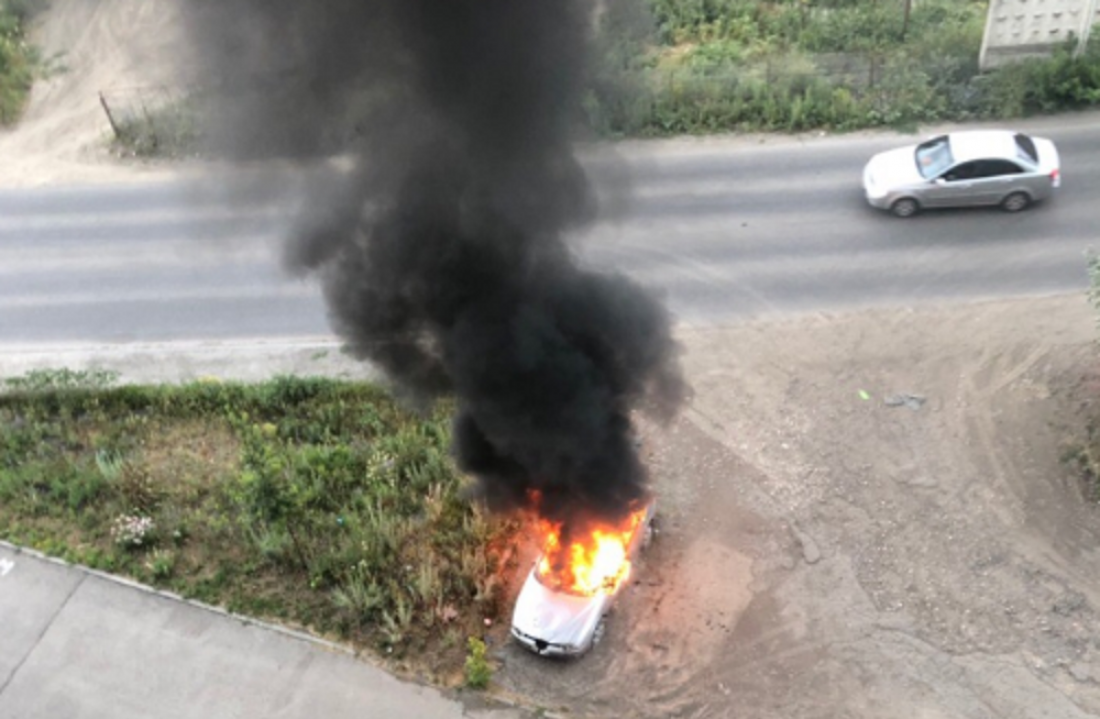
[
  {"x1": 0, "y1": 0, "x2": 189, "y2": 187},
  {"x1": 497, "y1": 294, "x2": 1100, "y2": 719}
]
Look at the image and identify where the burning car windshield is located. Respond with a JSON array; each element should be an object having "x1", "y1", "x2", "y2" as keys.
[
  {"x1": 915, "y1": 136, "x2": 953, "y2": 179},
  {"x1": 531, "y1": 506, "x2": 648, "y2": 597},
  {"x1": 534, "y1": 564, "x2": 598, "y2": 596}
]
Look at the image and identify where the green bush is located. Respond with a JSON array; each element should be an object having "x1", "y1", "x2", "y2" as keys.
[
  {"x1": 584, "y1": 0, "x2": 1100, "y2": 137},
  {"x1": 0, "y1": 0, "x2": 40, "y2": 124},
  {"x1": 799, "y1": 2, "x2": 904, "y2": 53},
  {"x1": 464, "y1": 636, "x2": 492, "y2": 689},
  {"x1": 975, "y1": 36, "x2": 1100, "y2": 117}
]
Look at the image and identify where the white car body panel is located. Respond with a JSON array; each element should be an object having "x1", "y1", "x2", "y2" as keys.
[{"x1": 511, "y1": 572, "x2": 610, "y2": 656}]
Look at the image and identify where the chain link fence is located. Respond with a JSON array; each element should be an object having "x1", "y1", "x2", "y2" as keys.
[
  {"x1": 98, "y1": 84, "x2": 202, "y2": 157},
  {"x1": 588, "y1": 50, "x2": 930, "y2": 135},
  {"x1": 99, "y1": 40, "x2": 1100, "y2": 147}
]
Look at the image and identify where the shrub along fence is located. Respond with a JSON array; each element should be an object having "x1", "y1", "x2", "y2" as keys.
[
  {"x1": 99, "y1": 84, "x2": 201, "y2": 158},
  {"x1": 98, "y1": 34, "x2": 1100, "y2": 151},
  {"x1": 585, "y1": 34, "x2": 1100, "y2": 136}
]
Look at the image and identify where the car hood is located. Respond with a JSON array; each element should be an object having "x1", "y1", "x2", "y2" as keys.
[
  {"x1": 865, "y1": 146, "x2": 925, "y2": 190},
  {"x1": 511, "y1": 569, "x2": 610, "y2": 649}
]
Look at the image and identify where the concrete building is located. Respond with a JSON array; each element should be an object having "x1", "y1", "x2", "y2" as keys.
[{"x1": 980, "y1": 0, "x2": 1100, "y2": 69}]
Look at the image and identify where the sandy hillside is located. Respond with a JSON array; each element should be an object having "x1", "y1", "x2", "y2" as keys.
[{"x1": 0, "y1": 0, "x2": 190, "y2": 187}]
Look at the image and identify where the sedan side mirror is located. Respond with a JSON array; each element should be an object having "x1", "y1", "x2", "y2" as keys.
[{"x1": 934, "y1": 178, "x2": 947, "y2": 185}]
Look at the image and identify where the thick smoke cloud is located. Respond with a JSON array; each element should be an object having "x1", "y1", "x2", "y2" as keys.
[{"x1": 184, "y1": 0, "x2": 685, "y2": 526}]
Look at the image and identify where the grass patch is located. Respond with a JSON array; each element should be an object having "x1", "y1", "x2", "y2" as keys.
[{"x1": 0, "y1": 372, "x2": 517, "y2": 678}]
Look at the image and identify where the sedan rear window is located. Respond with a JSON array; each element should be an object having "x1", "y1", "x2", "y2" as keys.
[
  {"x1": 915, "y1": 136, "x2": 953, "y2": 179},
  {"x1": 1014, "y1": 133, "x2": 1038, "y2": 163}
]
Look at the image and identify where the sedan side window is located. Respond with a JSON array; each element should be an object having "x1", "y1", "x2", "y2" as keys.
[{"x1": 942, "y1": 161, "x2": 980, "y2": 182}]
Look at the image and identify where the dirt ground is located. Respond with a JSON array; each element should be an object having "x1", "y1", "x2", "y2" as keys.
[
  {"x1": 7, "y1": 4, "x2": 1100, "y2": 718},
  {"x1": 495, "y1": 295, "x2": 1100, "y2": 719}
]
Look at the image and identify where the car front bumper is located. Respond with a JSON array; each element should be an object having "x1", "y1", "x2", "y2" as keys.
[
  {"x1": 864, "y1": 190, "x2": 892, "y2": 210},
  {"x1": 510, "y1": 626, "x2": 586, "y2": 658},
  {"x1": 862, "y1": 165, "x2": 893, "y2": 209}
]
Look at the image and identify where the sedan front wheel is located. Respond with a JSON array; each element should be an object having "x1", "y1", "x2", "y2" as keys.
[
  {"x1": 1001, "y1": 192, "x2": 1030, "y2": 213},
  {"x1": 890, "y1": 198, "x2": 919, "y2": 218}
]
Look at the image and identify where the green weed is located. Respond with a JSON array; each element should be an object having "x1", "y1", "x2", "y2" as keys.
[{"x1": 464, "y1": 636, "x2": 492, "y2": 689}]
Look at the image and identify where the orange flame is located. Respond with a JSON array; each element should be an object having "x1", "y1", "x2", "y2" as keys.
[{"x1": 535, "y1": 507, "x2": 648, "y2": 597}]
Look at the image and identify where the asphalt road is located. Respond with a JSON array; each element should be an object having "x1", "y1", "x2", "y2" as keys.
[{"x1": 1, "y1": 113, "x2": 1097, "y2": 344}]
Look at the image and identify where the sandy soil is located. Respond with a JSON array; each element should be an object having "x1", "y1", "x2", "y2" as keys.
[
  {"x1": 6, "y1": 4, "x2": 1100, "y2": 718},
  {"x1": 496, "y1": 294, "x2": 1100, "y2": 719}
]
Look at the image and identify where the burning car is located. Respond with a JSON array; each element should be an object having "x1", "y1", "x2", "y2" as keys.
[{"x1": 510, "y1": 499, "x2": 656, "y2": 657}]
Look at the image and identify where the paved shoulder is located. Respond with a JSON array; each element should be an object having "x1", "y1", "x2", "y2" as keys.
[{"x1": 0, "y1": 545, "x2": 524, "y2": 719}]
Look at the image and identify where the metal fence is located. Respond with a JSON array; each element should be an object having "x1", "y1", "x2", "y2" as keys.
[
  {"x1": 98, "y1": 85, "x2": 192, "y2": 139},
  {"x1": 96, "y1": 84, "x2": 206, "y2": 157},
  {"x1": 651, "y1": 51, "x2": 892, "y2": 94}
]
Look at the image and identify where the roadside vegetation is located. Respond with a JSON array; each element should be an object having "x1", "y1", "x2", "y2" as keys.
[
  {"x1": 0, "y1": 0, "x2": 41, "y2": 124},
  {"x1": 114, "y1": 1, "x2": 1100, "y2": 156},
  {"x1": 0, "y1": 370, "x2": 516, "y2": 680},
  {"x1": 110, "y1": 100, "x2": 201, "y2": 159},
  {"x1": 587, "y1": 0, "x2": 1100, "y2": 135}
]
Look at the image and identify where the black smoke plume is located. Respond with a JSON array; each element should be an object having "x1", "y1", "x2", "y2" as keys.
[{"x1": 183, "y1": 0, "x2": 685, "y2": 527}]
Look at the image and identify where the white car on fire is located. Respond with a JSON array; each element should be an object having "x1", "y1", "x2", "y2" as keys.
[{"x1": 510, "y1": 499, "x2": 656, "y2": 657}]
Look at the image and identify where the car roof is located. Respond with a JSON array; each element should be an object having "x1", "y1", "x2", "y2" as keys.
[{"x1": 947, "y1": 130, "x2": 1023, "y2": 164}]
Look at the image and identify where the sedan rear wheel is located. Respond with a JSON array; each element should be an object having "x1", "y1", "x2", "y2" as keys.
[
  {"x1": 890, "y1": 198, "x2": 919, "y2": 218},
  {"x1": 1001, "y1": 192, "x2": 1030, "y2": 213}
]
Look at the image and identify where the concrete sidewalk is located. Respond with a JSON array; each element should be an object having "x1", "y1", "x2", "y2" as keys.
[{"x1": 0, "y1": 543, "x2": 526, "y2": 719}]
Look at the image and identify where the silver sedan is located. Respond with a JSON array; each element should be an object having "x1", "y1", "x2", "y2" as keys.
[{"x1": 862, "y1": 130, "x2": 1061, "y2": 217}]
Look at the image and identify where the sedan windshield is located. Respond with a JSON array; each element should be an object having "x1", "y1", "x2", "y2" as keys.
[{"x1": 915, "y1": 136, "x2": 953, "y2": 179}]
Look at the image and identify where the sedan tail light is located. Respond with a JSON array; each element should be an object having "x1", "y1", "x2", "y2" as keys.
[{"x1": 1050, "y1": 168, "x2": 1061, "y2": 188}]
